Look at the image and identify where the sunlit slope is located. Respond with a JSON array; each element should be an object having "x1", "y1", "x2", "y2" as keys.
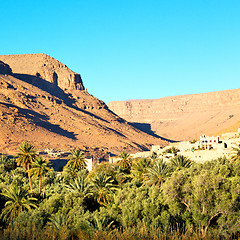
[
  {"x1": 0, "y1": 55, "x2": 168, "y2": 154},
  {"x1": 108, "y1": 89, "x2": 240, "y2": 141}
]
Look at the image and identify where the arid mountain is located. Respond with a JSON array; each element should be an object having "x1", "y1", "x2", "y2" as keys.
[
  {"x1": 108, "y1": 89, "x2": 240, "y2": 141},
  {"x1": 0, "y1": 54, "x2": 84, "y2": 91},
  {"x1": 0, "y1": 54, "x2": 167, "y2": 155}
]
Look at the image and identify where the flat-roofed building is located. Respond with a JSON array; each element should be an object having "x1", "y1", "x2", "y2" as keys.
[{"x1": 200, "y1": 135, "x2": 220, "y2": 150}]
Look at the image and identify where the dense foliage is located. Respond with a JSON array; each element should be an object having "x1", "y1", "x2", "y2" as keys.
[{"x1": 1, "y1": 144, "x2": 240, "y2": 239}]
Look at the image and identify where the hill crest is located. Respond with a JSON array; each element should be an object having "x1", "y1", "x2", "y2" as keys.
[{"x1": 0, "y1": 54, "x2": 84, "y2": 91}]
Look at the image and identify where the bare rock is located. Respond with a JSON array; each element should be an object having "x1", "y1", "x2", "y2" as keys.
[
  {"x1": 0, "y1": 55, "x2": 167, "y2": 154},
  {"x1": 0, "y1": 54, "x2": 84, "y2": 91}
]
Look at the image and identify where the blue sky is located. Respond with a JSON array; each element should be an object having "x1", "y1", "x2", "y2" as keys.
[{"x1": 1, "y1": 0, "x2": 240, "y2": 103}]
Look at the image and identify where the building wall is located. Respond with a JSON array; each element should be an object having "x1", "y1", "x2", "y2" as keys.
[
  {"x1": 86, "y1": 158, "x2": 93, "y2": 171},
  {"x1": 178, "y1": 149, "x2": 231, "y2": 163},
  {"x1": 200, "y1": 135, "x2": 220, "y2": 150}
]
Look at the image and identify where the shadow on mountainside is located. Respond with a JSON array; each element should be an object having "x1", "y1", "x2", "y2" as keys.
[
  {"x1": 132, "y1": 142, "x2": 150, "y2": 151},
  {"x1": 130, "y1": 122, "x2": 178, "y2": 143},
  {"x1": 13, "y1": 73, "x2": 110, "y2": 123},
  {"x1": 13, "y1": 73, "x2": 76, "y2": 105},
  {"x1": 0, "y1": 102, "x2": 77, "y2": 140}
]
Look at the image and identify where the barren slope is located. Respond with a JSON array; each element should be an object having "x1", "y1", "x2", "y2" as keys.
[
  {"x1": 0, "y1": 54, "x2": 167, "y2": 154},
  {"x1": 108, "y1": 90, "x2": 240, "y2": 141}
]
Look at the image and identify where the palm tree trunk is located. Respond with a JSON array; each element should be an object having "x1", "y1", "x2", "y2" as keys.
[
  {"x1": 39, "y1": 175, "x2": 42, "y2": 194},
  {"x1": 27, "y1": 164, "x2": 33, "y2": 191}
]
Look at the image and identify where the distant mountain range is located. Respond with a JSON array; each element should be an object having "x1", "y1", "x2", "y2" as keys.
[{"x1": 108, "y1": 89, "x2": 240, "y2": 141}]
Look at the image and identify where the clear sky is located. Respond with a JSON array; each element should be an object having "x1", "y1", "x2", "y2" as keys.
[{"x1": 1, "y1": 0, "x2": 240, "y2": 103}]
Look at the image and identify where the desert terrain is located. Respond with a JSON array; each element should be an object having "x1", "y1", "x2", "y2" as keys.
[
  {"x1": 108, "y1": 90, "x2": 240, "y2": 141},
  {"x1": 0, "y1": 54, "x2": 167, "y2": 155}
]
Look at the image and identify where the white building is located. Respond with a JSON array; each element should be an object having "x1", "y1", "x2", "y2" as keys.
[
  {"x1": 199, "y1": 135, "x2": 220, "y2": 150},
  {"x1": 86, "y1": 158, "x2": 93, "y2": 171}
]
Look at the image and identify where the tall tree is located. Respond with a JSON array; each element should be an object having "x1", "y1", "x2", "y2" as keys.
[
  {"x1": 162, "y1": 166, "x2": 240, "y2": 237},
  {"x1": 144, "y1": 159, "x2": 170, "y2": 186},
  {"x1": 118, "y1": 151, "x2": 132, "y2": 171},
  {"x1": 90, "y1": 172, "x2": 118, "y2": 206},
  {"x1": 170, "y1": 154, "x2": 192, "y2": 170},
  {"x1": 65, "y1": 173, "x2": 92, "y2": 201},
  {"x1": 130, "y1": 157, "x2": 151, "y2": 182},
  {"x1": 30, "y1": 157, "x2": 52, "y2": 194},
  {"x1": 1, "y1": 184, "x2": 37, "y2": 222},
  {"x1": 65, "y1": 149, "x2": 87, "y2": 172},
  {"x1": 16, "y1": 142, "x2": 37, "y2": 191}
]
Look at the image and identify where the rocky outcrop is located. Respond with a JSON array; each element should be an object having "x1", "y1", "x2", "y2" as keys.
[
  {"x1": 0, "y1": 55, "x2": 167, "y2": 154},
  {"x1": 0, "y1": 54, "x2": 84, "y2": 91},
  {"x1": 108, "y1": 89, "x2": 240, "y2": 141},
  {"x1": 0, "y1": 61, "x2": 12, "y2": 75}
]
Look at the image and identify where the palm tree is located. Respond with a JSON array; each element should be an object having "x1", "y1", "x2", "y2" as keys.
[
  {"x1": 1, "y1": 184, "x2": 37, "y2": 222},
  {"x1": 144, "y1": 159, "x2": 170, "y2": 186},
  {"x1": 16, "y1": 142, "x2": 37, "y2": 191},
  {"x1": 49, "y1": 213, "x2": 70, "y2": 230},
  {"x1": 163, "y1": 146, "x2": 179, "y2": 155},
  {"x1": 93, "y1": 216, "x2": 114, "y2": 231},
  {"x1": 48, "y1": 213, "x2": 71, "y2": 240},
  {"x1": 30, "y1": 157, "x2": 52, "y2": 194},
  {"x1": 0, "y1": 154, "x2": 8, "y2": 164},
  {"x1": 230, "y1": 144, "x2": 240, "y2": 161},
  {"x1": 65, "y1": 149, "x2": 87, "y2": 172},
  {"x1": 150, "y1": 151, "x2": 158, "y2": 161},
  {"x1": 90, "y1": 172, "x2": 118, "y2": 206},
  {"x1": 117, "y1": 151, "x2": 132, "y2": 171},
  {"x1": 131, "y1": 157, "x2": 151, "y2": 181},
  {"x1": 171, "y1": 155, "x2": 192, "y2": 170},
  {"x1": 0, "y1": 154, "x2": 16, "y2": 171},
  {"x1": 65, "y1": 174, "x2": 92, "y2": 201}
]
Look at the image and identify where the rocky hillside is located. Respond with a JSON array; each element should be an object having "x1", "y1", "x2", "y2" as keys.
[
  {"x1": 108, "y1": 89, "x2": 240, "y2": 141},
  {"x1": 0, "y1": 54, "x2": 84, "y2": 91},
  {"x1": 0, "y1": 54, "x2": 167, "y2": 155}
]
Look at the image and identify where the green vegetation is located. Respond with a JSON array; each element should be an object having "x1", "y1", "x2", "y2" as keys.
[
  {"x1": 230, "y1": 144, "x2": 240, "y2": 161},
  {"x1": 1, "y1": 185, "x2": 37, "y2": 223},
  {"x1": 16, "y1": 141, "x2": 37, "y2": 191},
  {"x1": 64, "y1": 149, "x2": 87, "y2": 177},
  {"x1": 30, "y1": 157, "x2": 52, "y2": 194},
  {"x1": 144, "y1": 159, "x2": 169, "y2": 186},
  {"x1": 162, "y1": 146, "x2": 179, "y2": 155},
  {"x1": 170, "y1": 154, "x2": 192, "y2": 170},
  {"x1": 117, "y1": 150, "x2": 132, "y2": 171},
  {"x1": 1, "y1": 142, "x2": 240, "y2": 239}
]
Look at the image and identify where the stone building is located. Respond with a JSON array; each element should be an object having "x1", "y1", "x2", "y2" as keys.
[{"x1": 199, "y1": 135, "x2": 220, "y2": 150}]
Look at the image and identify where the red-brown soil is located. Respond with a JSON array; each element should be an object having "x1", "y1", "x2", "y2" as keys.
[{"x1": 0, "y1": 54, "x2": 167, "y2": 155}]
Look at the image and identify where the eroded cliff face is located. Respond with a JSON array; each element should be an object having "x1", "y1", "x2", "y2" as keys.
[
  {"x1": 0, "y1": 54, "x2": 84, "y2": 91},
  {"x1": 108, "y1": 89, "x2": 240, "y2": 141},
  {"x1": 0, "y1": 54, "x2": 168, "y2": 154}
]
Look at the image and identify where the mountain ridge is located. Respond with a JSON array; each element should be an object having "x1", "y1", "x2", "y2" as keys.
[
  {"x1": 0, "y1": 54, "x2": 168, "y2": 155},
  {"x1": 108, "y1": 88, "x2": 240, "y2": 141}
]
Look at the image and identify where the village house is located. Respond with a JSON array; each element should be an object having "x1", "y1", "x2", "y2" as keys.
[
  {"x1": 200, "y1": 135, "x2": 221, "y2": 150},
  {"x1": 123, "y1": 129, "x2": 240, "y2": 163}
]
